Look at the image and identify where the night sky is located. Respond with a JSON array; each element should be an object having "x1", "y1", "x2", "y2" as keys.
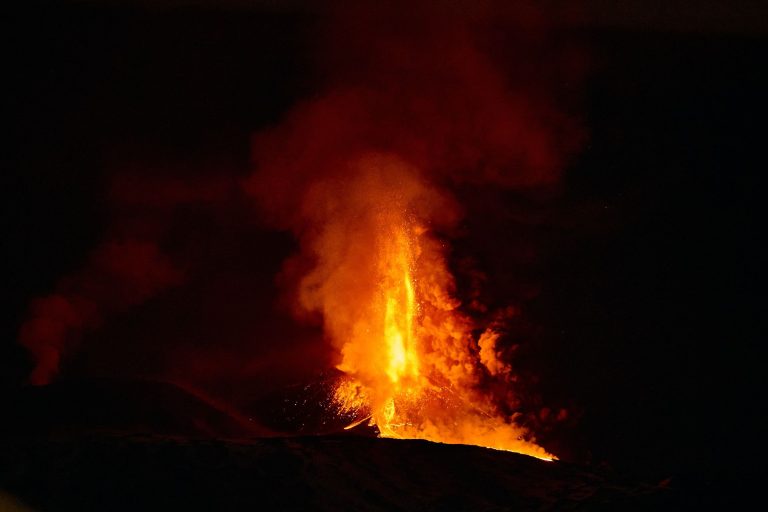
[{"x1": 4, "y1": 0, "x2": 766, "y2": 494}]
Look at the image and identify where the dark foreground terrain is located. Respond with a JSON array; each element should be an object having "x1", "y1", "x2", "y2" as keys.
[
  {"x1": 0, "y1": 432, "x2": 677, "y2": 511},
  {"x1": 0, "y1": 379, "x2": 682, "y2": 510}
]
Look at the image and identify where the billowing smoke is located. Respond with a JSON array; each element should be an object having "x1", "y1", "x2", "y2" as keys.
[
  {"x1": 244, "y1": 1, "x2": 583, "y2": 454},
  {"x1": 246, "y1": 0, "x2": 582, "y2": 331}
]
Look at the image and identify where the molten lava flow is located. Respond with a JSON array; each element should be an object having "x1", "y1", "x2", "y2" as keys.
[{"x1": 328, "y1": 175, "x2": 554, "y2": 461}]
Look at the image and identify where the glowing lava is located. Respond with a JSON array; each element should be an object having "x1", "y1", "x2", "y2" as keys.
[{"x1": 328, "y1": 168, "x2": 554, "y2": 461}]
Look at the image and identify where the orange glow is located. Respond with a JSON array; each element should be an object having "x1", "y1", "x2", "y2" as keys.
[{"x1": 326, "y1": 155, "x2": 555, "y2": 461}]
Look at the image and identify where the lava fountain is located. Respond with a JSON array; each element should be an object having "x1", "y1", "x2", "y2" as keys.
[
  {"x1": 333, "y1": 223, "x2": 554, "y2": 459},
  {"x1": 243, "y1": 1, "x2": 580, "y2": 461},
  {"x1": 286, "y1": 156, "x2": 554, "y2": 460}
]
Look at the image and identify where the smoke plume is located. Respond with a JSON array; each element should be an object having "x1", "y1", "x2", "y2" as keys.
[{"x1": 244, "y1": 0, "x2": 583, "y2": 455}]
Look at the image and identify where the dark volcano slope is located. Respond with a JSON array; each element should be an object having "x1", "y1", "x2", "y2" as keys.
[
  {"x1": 1, "y1": 378, "x2": 271, "y2": 438},
  {"x1": 0, "y1": 434, "x2": 676, "y2": 511}
]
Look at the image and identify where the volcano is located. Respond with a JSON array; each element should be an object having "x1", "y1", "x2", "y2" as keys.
[{"x1": 4, "y1": 0, "x2": 764, "y2": 510}]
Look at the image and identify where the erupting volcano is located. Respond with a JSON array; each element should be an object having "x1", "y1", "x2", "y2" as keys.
[
  {"x1": 243, "y1": 2, "x2": 580, "y2": 460},
  {"x1": 6, "y1": 0, "x2": 759, "y2": 508},
  {"x1": 313, "y1": 158, "x2": 553, "y2": 460}
]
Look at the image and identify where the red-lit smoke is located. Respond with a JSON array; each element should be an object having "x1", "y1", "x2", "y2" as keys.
[
  {"x1": 244, "y1": 1, "x2": 583, "y2": 455},
  {"x1": 18, "y1": 170, "x2": 234, "y2": 385}
]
